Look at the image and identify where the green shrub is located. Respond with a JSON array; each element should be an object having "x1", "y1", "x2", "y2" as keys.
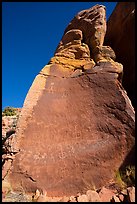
[
  {"x1": 115, "y1": 165, "x2": 135, "y2": 189},
  {"x1": 115, "y1": 170, "x2": 127, "y2": 189},
  {"x1": 2, "y1": 106, "x2": 17, "y2": 116},
  {"x1": 120, "y1": 165, "x2": 135, "y2": 186}
]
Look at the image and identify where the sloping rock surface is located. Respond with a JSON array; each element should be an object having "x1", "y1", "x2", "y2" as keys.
[
  {"x1": 104, "y1": 2, "x2": 135, "y2": 108},
  {"x1": 7, "y1": 4, "x2": 135, "y2": 197}
]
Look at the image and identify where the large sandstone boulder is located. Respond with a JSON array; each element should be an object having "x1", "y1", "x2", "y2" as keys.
[
  {"x1": 104, "y1": 2, "x2": 135, "y2": 108},
  {"x1": 6, "y1": 4, "x2": 135, "y2": 197}
]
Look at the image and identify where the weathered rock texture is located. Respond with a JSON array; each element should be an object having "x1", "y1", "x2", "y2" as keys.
[
  {"x1": 7, "y1": 4, "x2": 135, "y2": 197},
  {"x1": 55, "y1": 4, "x2": 116, "y2": 64},
  {"x1": 104, "y1": 2, "x2": 135, "y2": 108},
  {"x1": 2, "y1": 109, "x2": 21, "y2": 180}
]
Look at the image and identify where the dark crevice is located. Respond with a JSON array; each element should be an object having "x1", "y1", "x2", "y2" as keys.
[
  {"x1": 14, "y1": 171, "x2": 37, "y2": 183},
  {"x1": 2, "y1": 129, "x2": 16, "y2": 145},
  {"x1": 27, "y1": 176, "x2": 36, "y2": 182},
  {"x1": 118, "y1": 145, "x2": 135, "y2": 187}
]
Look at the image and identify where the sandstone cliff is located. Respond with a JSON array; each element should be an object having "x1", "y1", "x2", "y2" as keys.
[
  {"x1": 104, "y1": 2, "x2": 135, "y2": 108},
  {"x1": 2, "y1": 3, "x2": 135, "y2": 202}
]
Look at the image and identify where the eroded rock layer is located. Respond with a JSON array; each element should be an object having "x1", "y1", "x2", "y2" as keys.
[{"x1": 7, "y1": 4, "x2": 135, "y2": 197}]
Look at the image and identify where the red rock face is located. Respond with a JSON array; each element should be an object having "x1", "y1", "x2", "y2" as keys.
[
  {"x1": 104, "y1": 2, "x2": 135, "y2": 108},
  {"x1": 7, "y1": 4, "x2": 135, "y2": 197},
  {"x1": 8, "y1": 62, "x2": 134, "y2": 196}
]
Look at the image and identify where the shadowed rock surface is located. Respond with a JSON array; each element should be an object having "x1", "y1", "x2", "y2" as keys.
[
  {"x1": 104, "y1": 2, "x2": 135, "y2": 108},
  {"x1": 5, "y1": 4, "x2": 135, "y2": 198}
]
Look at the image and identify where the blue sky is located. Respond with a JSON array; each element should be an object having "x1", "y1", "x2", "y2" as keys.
[{"x1": 2, "y1": 2, "x2": 117, "y2": 110}]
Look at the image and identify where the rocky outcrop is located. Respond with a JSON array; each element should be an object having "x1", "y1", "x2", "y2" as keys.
[
  {"x1": 55, "y1": 4, "x2": 116, "y2": 64},
  {"x1": 2, "y1": 109, "x2": 21, "y2": 180},
  {"x1": 104, "y1": 2, "x2": 135, "y2": 108},
  {"x1": 5, "y1": 4, "x2": 135, "y2": 199},
  {"x1": 2, "y1": 108, "x2": 21, "y2": 201}
]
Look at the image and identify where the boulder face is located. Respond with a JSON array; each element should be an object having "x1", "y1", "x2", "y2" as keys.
[
  {"x1": 7, "y1": 4, "x2": 135, "y2": 197},
  {"x1": 104, "y1": 2, "x2": 135, "y2": 108}
]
